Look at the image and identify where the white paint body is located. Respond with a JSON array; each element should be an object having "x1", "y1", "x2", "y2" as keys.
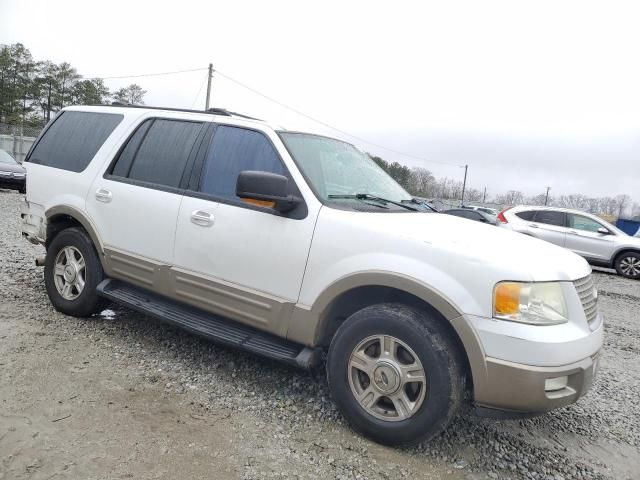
[{"x1": 23, "y1": 106, "x2": 603, "y2": 370}]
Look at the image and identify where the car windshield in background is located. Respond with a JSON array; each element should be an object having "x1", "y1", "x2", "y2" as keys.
[
  {"x1": 279, "y1": 132, "x2": 414, "y2": 209},
  {"x1": 0, "y1": 150, "x2": 17, "y2": 165}
]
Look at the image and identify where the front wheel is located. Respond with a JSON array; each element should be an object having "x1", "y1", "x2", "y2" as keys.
[
  {"x1": 327, "y1": 303, "x2": 464, "y2": 446},
  {"x1": 44, "y1": 227, "x2": 108, "y2": 317},
  {"x1": 615, "y1": 252, "x2": 640, "y2": 279}
]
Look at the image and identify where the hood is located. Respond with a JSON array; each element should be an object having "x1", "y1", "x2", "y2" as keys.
[
  {"x1": 360, "y1": 211, "x2": 591, "y2": 282},
  {"x1": 0, "y1": 162, "x2": 26, "y2": 174}
]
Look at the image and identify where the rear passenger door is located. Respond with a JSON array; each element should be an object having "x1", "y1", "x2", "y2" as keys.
[
  {"x1": 529, "y1": 210, "x2": 568, "y2": 247},
  {"x1": 171, "y1": 124, "x2": 319, "y2": 336},
  {"x1": 86, "y1": 117, "x2": 207, "y2": 291}
]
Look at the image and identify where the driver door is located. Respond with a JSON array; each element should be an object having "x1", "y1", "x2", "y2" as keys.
[{"x1": 171, "y1": 124, "x2": 320, "y2": 336}]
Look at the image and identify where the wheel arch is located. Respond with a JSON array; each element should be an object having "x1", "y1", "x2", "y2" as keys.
[
  {"x1": 612, "y1": 247, "x2": 640, "y2": 269},
  {"x1": 45, "y1": 205, "x2": 105, "y2": 263},
  {"x1": 288, "y1": 272, "x2": 487, "y2": 399}
]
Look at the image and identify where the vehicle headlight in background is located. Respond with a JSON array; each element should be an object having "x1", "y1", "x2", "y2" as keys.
[{"x1": 493, "y1": 281, "x2": 568, "y2": 325}]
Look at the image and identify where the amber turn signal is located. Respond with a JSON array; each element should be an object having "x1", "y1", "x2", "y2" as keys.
[{"x1": 494, "y1": 282, "x2": 521, "y2": 316}]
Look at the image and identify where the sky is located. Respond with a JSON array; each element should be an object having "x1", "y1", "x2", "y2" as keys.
[{"x1": 1, "y1": 0, "x2": 638, "y2": 202}]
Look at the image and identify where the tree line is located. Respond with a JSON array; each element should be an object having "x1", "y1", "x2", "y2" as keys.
[
  {"x1": 0, "y1": 43, "x2": 146, "y2": 127},
  {"x1": 370, "y1": 154, "x2": 639, "y2": 219}
]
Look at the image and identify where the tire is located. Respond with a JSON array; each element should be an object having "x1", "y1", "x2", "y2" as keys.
[
  {"x1": 44, "y1": 227, "x2": 108, "y2": 317},
  {"x1": 327, "y1": 303, "x2": 464, "y2": 446},
  {"x1": 615, "y1": 251, "x2": 640, "y2": 280}
]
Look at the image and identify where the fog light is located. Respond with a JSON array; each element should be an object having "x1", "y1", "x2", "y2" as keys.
[{"x1": 545, "y1": 376, "x2": 568, "y2": 392}]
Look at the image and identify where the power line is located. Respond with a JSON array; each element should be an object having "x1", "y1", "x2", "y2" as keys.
[
  {"x1": 191, "y1": 72, "x2": 208, "y2": 108},
  {"x1": 86, "y1": 67, "x2": 207, "y2": 81},
  {"x1": 83, "y1": 63, "x2": 461, "y2": 169},
  {"x1": 213, "y1": 69, "x2": 462, "y2": 168}
]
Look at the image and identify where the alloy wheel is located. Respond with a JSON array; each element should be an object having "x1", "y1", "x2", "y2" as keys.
[
  {"x1": 348, "y1": 334, "x2": 427, "y2": 421},
  {"x1": 620, "y1": 256, "x2": 640, "y2": 277},
  {"x1": 53, "y1": 246, "x2": 86, "y2": 300}
]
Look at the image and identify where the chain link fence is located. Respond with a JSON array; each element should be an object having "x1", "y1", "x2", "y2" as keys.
[{"x1": 0, "y1": 123, "x2": 42, "y2": 164}]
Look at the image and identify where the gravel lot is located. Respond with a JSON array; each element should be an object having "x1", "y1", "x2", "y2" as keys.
[{"x1": 1, "y1": 190, "x2": 638, "y2": 480}]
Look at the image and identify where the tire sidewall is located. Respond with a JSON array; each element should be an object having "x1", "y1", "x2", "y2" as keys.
[
  {"x1": 327, "y1": 304, "x2": 459, "y2": 446},
  {"x1": 44, "y1": 228, "x2": 105, "y2": 317}
]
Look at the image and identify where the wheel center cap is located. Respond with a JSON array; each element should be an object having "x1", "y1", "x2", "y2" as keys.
[
  {"x1": 63, "y1": 265, "x2": 76, "y2": 282},
  {"x1": 372, "y1": 362, "x2": 400, "y2": 393}
]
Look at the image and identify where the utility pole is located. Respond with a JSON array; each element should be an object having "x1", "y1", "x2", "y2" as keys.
[
  {"x1": 460, "y1": 164, "x2": 468, "y2": 207},
  {"x1": 205, "y1": 63, "x2": 214, "y2": 110},
  {"x1": 482, "y1": 186, "x2": 487, "y2": 203},
  {"x1": 544, "y1": 186, "x2": 551, "y2": 206}
]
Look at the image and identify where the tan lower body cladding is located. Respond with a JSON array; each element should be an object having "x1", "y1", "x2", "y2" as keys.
[{"x1": 102, "y1": 248, "x2": 294, "y2": 337}]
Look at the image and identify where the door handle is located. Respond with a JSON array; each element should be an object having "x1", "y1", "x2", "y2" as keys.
[
  {"x1": 567, "y1": 230, "x2": 579, "y2": 235},
  {"x1": 191, "y1": 210, "x2": 214, "y2": 227},
  {"x1": 528, "y1": 223, "x2": 539, "y2": 228},
  {"x1": 95, "y1": 188, "x2": 112, "y2": 203}
]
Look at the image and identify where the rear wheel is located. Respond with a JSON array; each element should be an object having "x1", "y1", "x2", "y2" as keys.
[
  {"x1": 44, "y1": 227, "x2": 108, "y2": 316},
  {"x1": 615, "y1": 252, "x2": 640, "y2": 279},
  {"x1": 327, "y1": 303, "x2": 464, "y2": 446}
]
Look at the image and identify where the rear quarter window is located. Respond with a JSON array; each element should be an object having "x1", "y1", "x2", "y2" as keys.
[
  {"x1": 27, "y1": 111, "x2": 123, "y2": 172},
  {"x1": 515, "y1": 210, "x2": 536, "y2": 221},
  {"x1": 533, "y1": 210, "x2": 565, "y2": 226}
]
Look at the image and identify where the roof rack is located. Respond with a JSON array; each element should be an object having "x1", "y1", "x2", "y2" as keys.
[{"x1": 99, "y1": 102, "x2": 262, "y2": 121}]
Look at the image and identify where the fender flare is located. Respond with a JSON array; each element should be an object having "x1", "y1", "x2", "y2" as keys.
[
  {"x1": 45, "y1": 205, "x2": 105, "y2": 259},
  {"x1": 288, "y1": 271, "x2": 487, "y2": 390}
]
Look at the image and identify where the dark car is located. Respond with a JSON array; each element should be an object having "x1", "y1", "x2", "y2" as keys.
[
  {"x1": 444, "y1": 208, "x2": 498, "y2": 225},
  {"x1": 0, "y1": 150, "x2": 26, "y2": 193}
]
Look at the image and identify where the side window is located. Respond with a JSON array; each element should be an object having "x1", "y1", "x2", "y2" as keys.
[
  {"x1": 110, "y1": 119, "x2": 203, "y2": 188},
  {"x1": 28, "y1": 111, "x2": 123, "y2": 172},
  {"x1": 569, "y1": 214, "x2": 605, "y2": 232},
  {"x1": 199, "y1": 125, "x2": 285, "y2": 200},
  {"x1": 111, "y1": 121, "x2": 152, "y2": 177},
  {"x1": 533, "y1": 210, "x2": 565, "y2": 227},
  {"x1": 516, "y1": 210, "x2": 535, "y2": 221}
]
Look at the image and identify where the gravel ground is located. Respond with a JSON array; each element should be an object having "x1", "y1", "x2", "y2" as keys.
[{"x1": 1, "y1": 190, "x2": 638, "y2": 480}]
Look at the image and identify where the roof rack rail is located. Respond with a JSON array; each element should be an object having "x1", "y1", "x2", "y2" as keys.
[
  {"x1": 92, "y1": 103, "x2": 262, "y2": 121},
  {"x1": 206, "y1": 108, "x2": 261, "y2": 121}
]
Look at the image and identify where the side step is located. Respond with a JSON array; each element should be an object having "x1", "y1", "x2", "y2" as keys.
[{"x1": 97, "y1": 279, "x2": 320, "y2": 369}]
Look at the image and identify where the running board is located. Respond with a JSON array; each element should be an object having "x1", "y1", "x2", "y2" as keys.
[{"x1": 97, "y1": 279, "x2": 320, "y2": 369}]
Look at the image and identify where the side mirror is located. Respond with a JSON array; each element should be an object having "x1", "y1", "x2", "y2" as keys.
[
  {"x1": 236, "y1": 170, "x2": 300, "y2": 213},
  {"x1": 597, "y1": 227, "x2": 611, "y2": 235}
]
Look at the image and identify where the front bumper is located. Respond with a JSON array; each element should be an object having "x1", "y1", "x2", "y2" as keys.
[
  {"x1": 474, "y1": 352, "x2": 600, "y2": 416},
  {"x1": 451, "y1": 309, "x2": 603, "y2": 416},
  {"x1": 0, "y1": 176, "x2": 25, "y2": 191}
]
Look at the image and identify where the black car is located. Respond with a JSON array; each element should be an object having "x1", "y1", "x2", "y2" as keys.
[
  {"x1": 0, "y1": 150, "x2": 26, "y2": 193},
  {"x1": 444, "y1": 208, "x2": 498, "y2": 225}
]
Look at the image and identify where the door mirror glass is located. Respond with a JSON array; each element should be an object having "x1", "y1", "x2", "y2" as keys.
[{"x1": 236, "y1": 170, "x2": 299, "y2": 213}]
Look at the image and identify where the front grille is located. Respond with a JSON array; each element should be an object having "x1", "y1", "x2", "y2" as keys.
[{"x1": 573, "y1": 275, "x2": 598, "y2": 325}]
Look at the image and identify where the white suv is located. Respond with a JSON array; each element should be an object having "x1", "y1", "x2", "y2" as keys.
[
  {"x1": 499, "y1": 205, "x2": 640, "y2": 279},
  {"x1": 21, "y1": 105, "x2": 602, "y2": 446}
]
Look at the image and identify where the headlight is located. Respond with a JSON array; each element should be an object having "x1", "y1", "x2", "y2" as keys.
[{"x1": 493, "y1": 281, "x2": 568, "y2": 325}]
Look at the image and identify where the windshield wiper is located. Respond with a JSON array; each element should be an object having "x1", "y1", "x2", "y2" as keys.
[
  {"x1": 328, "y1": 194, "x2": 419, "y2": 211},
  {"x1": 404, "y1": 198, "x2": 437, "y2": 212}
]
